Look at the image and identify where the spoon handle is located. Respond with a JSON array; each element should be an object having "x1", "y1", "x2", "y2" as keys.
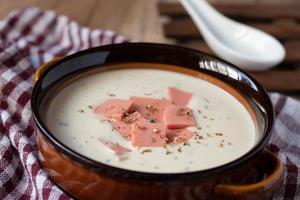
[
  {"x1": 180, "y1": 0, "x2": 223, "y2": 20},
  {"x1": 189, "y1": 0, "x2": 217, "y2": 14},
  {"x1": 178, "y1": 0, "x2": 217, "y2": 41}
]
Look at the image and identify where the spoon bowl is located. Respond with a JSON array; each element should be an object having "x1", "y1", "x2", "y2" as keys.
[{"x1": 179, "y1": 0, "x2": 286, "y2": 71}]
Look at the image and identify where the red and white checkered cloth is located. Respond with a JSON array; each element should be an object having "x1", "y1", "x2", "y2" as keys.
[{"x1": 0, "y1": 7, "x2": 299, "y2": 200}]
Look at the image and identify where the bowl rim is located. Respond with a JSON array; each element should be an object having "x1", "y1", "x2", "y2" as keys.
[{"x1": 31, "y1": 42, "x2": 274, "y2": 182}]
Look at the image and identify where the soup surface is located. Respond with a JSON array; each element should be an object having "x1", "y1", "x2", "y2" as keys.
[{"x1": 46, "y1": 67, "x2": 257, "y2": 173}]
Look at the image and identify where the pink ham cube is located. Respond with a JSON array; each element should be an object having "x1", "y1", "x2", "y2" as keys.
[
  {"x1": 113, "y1": 121, "x2": 132, "y2": 139},
  {"x1": 166, "y1": 129, "x2": 193, "y2": 144},
  {"x1": 168, "y1": 87, "x2": 192, "y2": 106},
  {"x1": 99, "y1": 138, "x2": 131, "y2": 155},
  {"x1": 112, "y1": 112, "x2": 144, "y2": 139},
  {"x1": 131, "y1": 120, "x2": 166, "y2": 147},
  {"x1": 130, "y1": 96, "x2": 171, "y2": 122},
  {"x1": 164, "y1": 106, "x2": 196, "y2": 129},
  {"x1": 95, "y1": 99, "x2": 133, "y2": 120}
]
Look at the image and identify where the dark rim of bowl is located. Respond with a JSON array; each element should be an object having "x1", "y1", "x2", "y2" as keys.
[{"x1": 31, "y1": 42, "x2": 274, "y2": 182}]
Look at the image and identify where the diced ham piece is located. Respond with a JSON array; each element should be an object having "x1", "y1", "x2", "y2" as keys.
[
  {"x1": 168, "y1": 87, "x2": 192, "y2": 106},
  {"x1": 131, "y1": 120, "x2": 166, "y2": 147},
  {"x1": 112, "y1": 112, "x2": 144, "y2": 139},
  {"x1": 96, "y1": 93, "x2": 196, "y2": 148},
  {"x1": 112, "y1": 121, "x2": 132, "y2": 139},
  {"x1": 130, "y1": 96, "x2": 171, "y2": 122},
  {"x1": 95, "y1": 99, "x2": 133, "y2": 120},
  {"x1": 164, "y1": 106, "x2": 196, "y2": 129},
  {"x1": 99, "y1": 138, "x2": 131, "y2": 155},
  {"x1": 166, "y1": 129, "x2": 194, "y2": 144}
]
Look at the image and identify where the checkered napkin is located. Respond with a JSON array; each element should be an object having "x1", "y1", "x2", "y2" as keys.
[{"x1": 0, "y1": 7, "x2": 299, "y2": 200}]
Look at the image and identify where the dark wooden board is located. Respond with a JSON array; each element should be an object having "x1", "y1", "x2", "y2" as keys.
[
  {"x1": 163, "y1": 18, "x2": 300, "y2": 40},
  {"x1": 158, "y1": 1, "x2": 300, "y2": 19}
]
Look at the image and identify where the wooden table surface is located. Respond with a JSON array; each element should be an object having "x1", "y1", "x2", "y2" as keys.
[
  {"x1": 0, "y1": 0, "x2": 299, "y2": 43},
  {"x1": 1, "y1": 0, "x2": 299, "y2": 98}
]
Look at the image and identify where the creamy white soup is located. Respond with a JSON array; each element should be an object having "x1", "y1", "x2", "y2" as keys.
[{"x1": 46, "y1": 67, "x2": 257, "y2": 173}]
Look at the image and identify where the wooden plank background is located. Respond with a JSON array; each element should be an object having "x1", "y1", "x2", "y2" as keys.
[
  {"x1": 0, "y1": 0, "x2": 165, "y2": 42},
  {"x1": 0, "y1": 0, "x2": 299, "y2": 43},
  {"x1": 0, "y1": 0, "x2": 299, "y2": 97}
]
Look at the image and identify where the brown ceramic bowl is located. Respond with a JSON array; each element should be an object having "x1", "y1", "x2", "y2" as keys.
[{"x1": 31, "y1": 43, "x2": 283, "y2": 200}]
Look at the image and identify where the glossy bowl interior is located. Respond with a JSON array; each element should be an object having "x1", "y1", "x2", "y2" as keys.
[{"x1": 31, "y1": 43, "x2": 279, "y2": 199}]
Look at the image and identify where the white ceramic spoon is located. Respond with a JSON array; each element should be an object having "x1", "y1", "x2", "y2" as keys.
[{"x1": 179, "y1": 0, "x2": 286, "y2": 71}]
